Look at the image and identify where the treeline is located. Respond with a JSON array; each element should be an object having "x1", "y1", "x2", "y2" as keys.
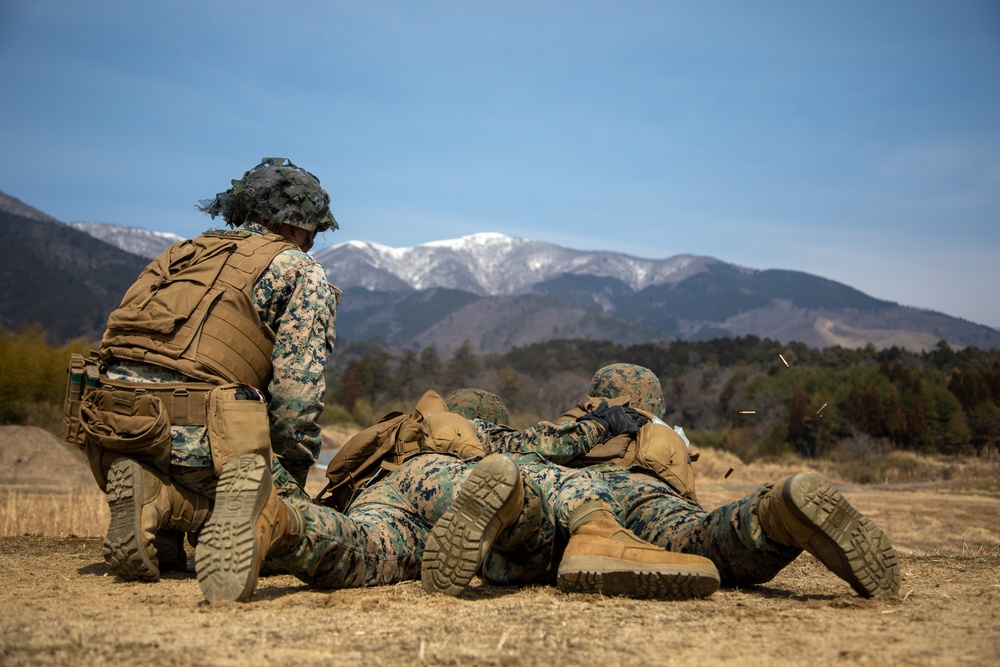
[
  {"x1": 327, "y1": 337, "x2": 1000, "y2": 461},
  {"x1": 4, "y1": 328, "x2": 999, "y2": 463},
  {"x1": 0, "y1": 327, "x2": 90, "y2": 433}
]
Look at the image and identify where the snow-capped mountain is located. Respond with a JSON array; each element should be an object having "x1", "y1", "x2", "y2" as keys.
[
  {"x1": 68, "y1": 222, "x2": 184, "y2": 259},
  {"x1": 312, "y1": 232, "x2": 1000, "y2": 355},
  {"x1": 4, "y1": 190, "x2": 998, "y2": 354},
  {"x1": 313, "y1": 232, "x2": 718, "y2": 296}
]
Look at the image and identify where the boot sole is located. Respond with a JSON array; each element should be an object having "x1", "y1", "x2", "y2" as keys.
[
  {"x1": 783, "y1": 472, "x2": 900, "y2": 598},
  {"x1": 102, "y1": 458, "x2": 159, "y2": 581},
  {"x1": 196, "y1": 454, "x2": 269, "y2": 603},
  {"x1": 421, "y1": 454, "x2": 520, "y2": 596},
  {"x1": 557, "y1": 554, "x2": 721, "y2": 599}
]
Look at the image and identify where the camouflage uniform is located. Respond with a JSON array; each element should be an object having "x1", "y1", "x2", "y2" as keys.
[
  {"x1": 270, "y1": 417, "x2": 620, "y2": 588},
  {"x1": 577, "y1": 363, "x2": 806, "y2": 587},
  {"x1": 474, "y1": 419, "x2": 622, "y2": 584},
  {"x1": 427, "y1": 368, "x2": 802, "y2": 588},
  {"x1": 105, "y1": 221, "x2": 338, "y2": 498}
]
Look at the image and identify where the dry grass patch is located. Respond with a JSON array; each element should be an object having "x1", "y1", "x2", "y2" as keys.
[{"x1": 0, "y1": 488, "x2": 109, "y2": 537}]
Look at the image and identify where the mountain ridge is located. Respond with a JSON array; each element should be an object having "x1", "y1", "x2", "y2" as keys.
[
  {"x1": 315, "y1": 233, "x2": 719, "y2": 296},
  {"x1": 1, "y1": 188, "x2": 996, "y2": 354},
  {"x1": 312, "y1": 232, "x2": 998, "y2": 355},
  {"x1": 68, "y1": 222, "x2": 183, "y2": 259}
]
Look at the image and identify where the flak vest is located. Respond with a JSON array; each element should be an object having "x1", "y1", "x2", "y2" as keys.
[
  {"x1": 64, "y1": 230, "x2": 294, "y2": 490},
  {"x1": 100, "y1": 229, "x2": 296, "y2": 391}
]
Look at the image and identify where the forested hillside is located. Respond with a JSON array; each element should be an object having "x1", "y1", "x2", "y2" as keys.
[
  {"x1": 326, "y1": 336, "x2": 1000, "y2": 464},
  {"x1": 5, "y1": 328, "x2": 997, "y2": 466}
]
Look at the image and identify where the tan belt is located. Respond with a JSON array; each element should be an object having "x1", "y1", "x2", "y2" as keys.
[{"x1": 100, "y1": 376, "x2": 214, "y2": 426}]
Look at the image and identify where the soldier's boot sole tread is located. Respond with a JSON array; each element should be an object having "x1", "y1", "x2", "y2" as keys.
[
  {"x1": 421, "y1": 455, "x2": 520, "y2": 596},
  {"x1": 557, "y1": 554, "x2": 721, "y2": 599},
  {"x1": 783, "y1": 472, "x2": 900, "y2": 598},
  {"x1": 196, "y1": 455, "x2": 269, "y2": 603},
  {"x1": 102, "y1": 458, "x2": 158, "y2": 581}
]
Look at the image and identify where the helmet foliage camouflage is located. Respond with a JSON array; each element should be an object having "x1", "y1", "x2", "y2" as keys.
[
  {"x1": 198, "y1": 157, "x2": 338, "y2": 233},
  {"x1": 445, "y1": 388, "x2": 509, "y2": 426},
  {"x1": 588, "y1": 363, "x2": 665, "y2": 419}
]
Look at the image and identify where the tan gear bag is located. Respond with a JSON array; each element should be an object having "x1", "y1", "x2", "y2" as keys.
[
  {"x1": 423, "y1": 412, "x2": 485, "y2": 459},
  {"x1": 317, "y1": 389, "x2": 452, "y2": 511}
]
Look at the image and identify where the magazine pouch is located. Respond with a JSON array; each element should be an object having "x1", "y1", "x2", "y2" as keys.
[{"x1": 207, "y1": 383, "x2": 271, "y2": 476}]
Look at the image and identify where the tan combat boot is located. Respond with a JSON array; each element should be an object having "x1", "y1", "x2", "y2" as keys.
[
  {"x1": 557, "y1": 503, "x2": 720, "y2": 599},
  {"x1": 195, "y1": 453, "x2": 304, "y2": 603},
  {"x1": 421, "y1": 453, "x2": 524, "y2": 596},
  {"x1": 756, "y1": 472, "x2": 900, "y2": 597},
  {"x1": 102, "y1": 457, "x2": 211, "y2": 581}
]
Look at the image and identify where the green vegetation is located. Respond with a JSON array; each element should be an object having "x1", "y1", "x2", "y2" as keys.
[
  {"x1": 0, "y1": 328, "x2": 91, "y2": 432},
  {"x1": 326, "y1": 336, "x2": 1000, "y2": 462},
  {"x1": 5, "y1": 328, "x2": 998, "y2": 464}
]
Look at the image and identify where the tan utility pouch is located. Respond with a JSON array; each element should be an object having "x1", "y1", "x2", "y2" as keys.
[
  {"x1": 80, "y1": 388, "x2": 172, "y2": 491},
  {"x1": 633, "y1": 421, "x2": 699, "y2": 504},
  {"x1": 62, "y1": 353, "x2": 101, "y2": 448},
  {"x1": 207, "y1": 383, "x2": 271, "y2": 477},
  {"x1": 423, "y1": 412, "x2": 485, "y2": 459}
]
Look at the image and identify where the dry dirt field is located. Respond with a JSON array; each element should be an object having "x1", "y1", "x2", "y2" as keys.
[{"x1": 2, "y1": 426, "x2": 999, "y2": 667}]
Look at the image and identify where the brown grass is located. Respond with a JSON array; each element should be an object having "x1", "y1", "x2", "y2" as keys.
[
  {"x1": 3, "y1": 535, "x2": 999, "y2": 667},
  {"x1": 694, "y1": 444, "x2": 1000, "y2": 489},
  {"x1": 4, "y1": 434, "x2": 998, "y2": 542},
  {"x1": 0, "y1": 487, "x2": 109, "y2": 537}
]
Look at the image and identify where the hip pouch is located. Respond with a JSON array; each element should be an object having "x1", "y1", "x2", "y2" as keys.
[
  {"x1": 80, "y1": 388, "x2": 172, "y2": 491},
  {"x1": 207, "y1": 383, "x2": 271, "y2": 477}
]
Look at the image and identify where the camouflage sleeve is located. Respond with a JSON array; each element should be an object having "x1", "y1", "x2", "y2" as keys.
[
  {"x1": 475, "y1": 419, "x2": 604, "y2": 464},
  {"x1": 254, "y1": 249, "x2": 339, "y2": 484}
]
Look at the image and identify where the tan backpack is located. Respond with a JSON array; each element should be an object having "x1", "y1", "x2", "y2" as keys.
[{"x1": 317, "y1": 389, "x2": 454, "y2": 511}]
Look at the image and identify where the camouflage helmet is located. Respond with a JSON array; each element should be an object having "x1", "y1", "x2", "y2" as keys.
[
  {"x1": 588, "y1": 363, "x2": 665, "y2": 419},
  {"x1": 198, "y1": 157, "x2": 338, "y2": 233},
  {"x1": 445, "y1": 388, "x2": 509, "y2": 425}
]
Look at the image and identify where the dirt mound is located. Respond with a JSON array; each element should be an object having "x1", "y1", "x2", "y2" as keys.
[{"x1": 0, "y1": 426, "x2": 95, "y2": 490}]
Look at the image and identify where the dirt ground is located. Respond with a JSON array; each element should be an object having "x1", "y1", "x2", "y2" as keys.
[{"x1": 1, "y1": 427, "x2": 999, "y2": 666}]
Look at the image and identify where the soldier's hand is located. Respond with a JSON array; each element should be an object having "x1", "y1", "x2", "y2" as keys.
[{"x1": 578, "y1": 401, "x2": 649, "y2": 439}]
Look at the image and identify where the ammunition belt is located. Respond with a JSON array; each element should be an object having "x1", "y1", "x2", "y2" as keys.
[{"x1": 99, "y1": 376, "x2": 214, "y2": 426}]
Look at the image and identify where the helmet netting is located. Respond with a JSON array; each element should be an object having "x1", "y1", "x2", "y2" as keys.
[{"x1": 198, "y1": 157, "x2": 338, "y2": 232}]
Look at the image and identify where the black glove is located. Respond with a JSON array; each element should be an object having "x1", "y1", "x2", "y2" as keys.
[{"x1": 578, "y1": 401, "x2": 649, "y2": 439}]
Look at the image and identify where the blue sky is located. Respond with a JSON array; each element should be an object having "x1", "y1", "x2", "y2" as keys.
[{"x1": 1, "y1": 1, "x2": 998, "y2": 329}]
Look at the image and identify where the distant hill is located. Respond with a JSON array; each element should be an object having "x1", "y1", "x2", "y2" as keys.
[
  {"x1": 68, "y1": 222, "x2": 184, "y2": 259},
  {"x1": 0, "y1": 190, "x2": 62, "y2": 224},
  {"x1": 3, "y1": 189, "x2": 997, "y2": 353},
  {"x1": 0, "y1": 209, "x2": 147, "y2": 343},
  {"x1": 315, "y1": 234, "x2": 1000, "y2": 355}
]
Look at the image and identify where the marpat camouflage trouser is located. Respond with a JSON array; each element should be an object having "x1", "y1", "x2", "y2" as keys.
[
  {"x1": 597, "y1": 465, "x2": 801, "y2": 586},
  {"x1": 269, "y1": 452, "x2": 620, "y2": 589}
]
